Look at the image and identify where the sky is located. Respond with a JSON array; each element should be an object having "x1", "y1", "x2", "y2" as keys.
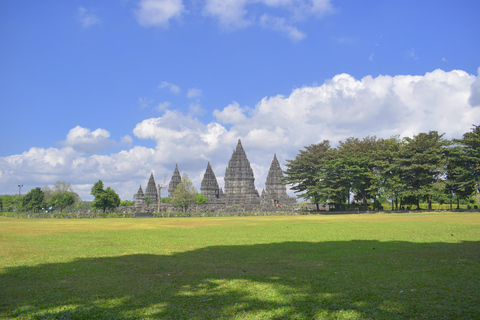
[{"x1": 1, "y1": 0, "x2": 479, "y2": 201}]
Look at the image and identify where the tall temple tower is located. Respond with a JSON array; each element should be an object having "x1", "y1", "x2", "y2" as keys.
[
  {"x1": 134, "y1": 185, "x2": 145, "y2": 209},
  {"x1": 224, "y1": 139, "x2": 260, "y2": 204},
  {"x1": 145, "y1": 173, "x2": 158, "y2": 204},
  {"x1": 168, "y1": 164, "x2": 182, "y2": 198},
  {"x1": 200, "y1": 162, "x2": 222, "y2": 203},
  {"x1": 262, "y1": 154, "x2": 296, "y2": 205}
]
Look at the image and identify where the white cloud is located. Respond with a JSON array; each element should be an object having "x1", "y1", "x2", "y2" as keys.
[
  {"x1": 156, "y1": 101, "x2": 171, "y2": 111},
  {"x1": 121, "y1": 135, "x2": 134, "y2": 147},
  {"x1": 203, "y1": 0, "x2": 333, "y2": 38},
  {"x1": 60, "y1": 126, "x2": 115, "y2": 154},
  {"x1": 135, "y1": 0, "x2": 184, "y2": 28},
  {"x1": 188, "y1": 103, "x2": 206, "y2": 116},
  {"x1": 259, "y1": 14, "x2": 306, "y2": 41},
  {"x1": 78, "y1": 7, "x2": 100, "y2": 28},
  {"x1": 159, "y1": 81, "x2": 181, "y2": 94},
  {"x1": 203, "y1": 0, "x2": 251, "y2": 29},
  {"x1": 213, "y1": 101, "x2": 249, "y2": 124},
  {"x1": 187, "y1": 88, "x2": 202, "y2": 98}
]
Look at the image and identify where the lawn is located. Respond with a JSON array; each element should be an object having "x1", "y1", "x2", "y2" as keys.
[{"x1": 1, "y1": 213, "x2": 479, "y2": 319}]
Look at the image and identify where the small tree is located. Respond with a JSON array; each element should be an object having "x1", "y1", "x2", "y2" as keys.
[
  {"x1": 50, "y1": 192, "x2": 75, "y2": 212},
  {"x1": 171, "y1": 174, "x2": 198, "y2": 212},
  {"x1": 196, "y1": 193, "x2": 207, "y2": 204},
  {"x1": 24, "y1": 187, "x2": 46, "y2": 213},
  {"x1": 161, "y1": 197, "x2": 170, "y2": 203},
  {"x1": 120, "y1": 200, "x2": 134, "y2": 206},
  {"x1": 90, "y1": 180, "x2": 121, "y2": 213}
]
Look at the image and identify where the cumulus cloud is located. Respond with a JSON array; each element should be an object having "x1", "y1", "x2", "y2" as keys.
[
  {"x1": 213, "y1": 101, "x2": 249, "y2": 124},
  {"x1": 159, "y1": 81, "x2": 181, "y2": 94},
  {"x1": 78, "y1": 7, "x2": 100, "y2": 28},
  {"x1": 60, "y1": 126, "x2": 115, "y2": 154},
  {"x1": 135, "y1": 0, "x2": 184, "y2": 28},
  {"x1": 2, "y1": 69, "x2": 479, "y2": 201}
]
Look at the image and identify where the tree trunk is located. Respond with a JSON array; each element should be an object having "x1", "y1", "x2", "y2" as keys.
[
  {"x1": 449, "y1": 192, "x2": 453, "y2": 210},
  {"x1": 456, "y1": 197, "x2": 460, "y2": 210}
]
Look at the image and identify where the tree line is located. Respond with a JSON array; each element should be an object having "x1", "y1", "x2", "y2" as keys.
[
  {"x1": 284, "y1": 125, "x2": 480, "y2": 211},
  {"x1": 0, "y1": 174, "x2": 207, "y2": 214}
]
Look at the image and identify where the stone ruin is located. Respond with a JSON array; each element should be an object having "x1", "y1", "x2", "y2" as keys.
[{"x1": 134, "y1": 139, "x2": 296, "y2": 213}]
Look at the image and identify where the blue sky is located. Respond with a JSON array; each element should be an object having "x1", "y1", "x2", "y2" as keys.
[{"x1": 1, "y1": 0, "x2": 479, "y2": 200}]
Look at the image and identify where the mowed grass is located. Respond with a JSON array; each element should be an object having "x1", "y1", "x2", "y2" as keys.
[{"x1": 1, "y1": 213, "x2": 479, "y2": 319}]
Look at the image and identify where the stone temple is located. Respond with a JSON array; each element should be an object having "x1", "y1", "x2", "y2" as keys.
[{"x1": 134, "y1": 139, "x2": 296, "y2": 211}]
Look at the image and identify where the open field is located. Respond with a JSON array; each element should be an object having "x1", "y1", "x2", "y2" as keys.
[{"x1": 1, "y1": 213, "x2": 479, "y2": 319}]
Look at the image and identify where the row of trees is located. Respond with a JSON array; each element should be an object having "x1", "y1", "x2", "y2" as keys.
[
  {"x1": 0, "y1": 181, "x2": 81, "y2": 213},
  {"x1": 1, "y1": 175, "x2": 206, "y2": 214},
  {"x1": 284, "y1": 125, "x2": 480, "y2": 211}
]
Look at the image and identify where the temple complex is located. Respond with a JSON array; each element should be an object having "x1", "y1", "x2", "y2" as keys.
[{"x1": 134, "y1": 139, "x2": 295, "y2": 212}]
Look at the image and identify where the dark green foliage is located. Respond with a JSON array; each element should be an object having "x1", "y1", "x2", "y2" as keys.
[
  {"x1": 284, "y1": 140, "x2": 331, "y2": 210},
  {"x1": 90, "y1": 180, "x2": 121, "y2": 213},
  {"x1": 145, "y1": 197, "x2": 152, "y2": 205},
  {"x1": 285, "y1": 127, "x2": 480, "y2": 210},
  {"x1": 397, "y1": 131, "x2": 449, "y2": 209},
  {"x1": 0, "y1": 195, "x2": 18, "y2": 212},
  {"x1": 23, "y1": 187, "x2": 45, "y2": 213}
]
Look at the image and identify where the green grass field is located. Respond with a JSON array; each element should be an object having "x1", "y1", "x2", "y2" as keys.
[{"x1": 1, "y1": 213, "x2": 479, "y2": 319}]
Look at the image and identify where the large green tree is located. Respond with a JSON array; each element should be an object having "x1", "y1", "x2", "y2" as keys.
[
  {"x1": 396, "y1": 131, "x2": 449, "y2": 209},
  {"x1": 24, "y1": 187, "x2": 46, "y2": 213},
  {"x1": 90, "y1": 180, "x2": 121, "y2": 213},
  {"x1": 374, "y1": 137, "x2": 404, "y2": 210},
  {"x1": 171, "y1": 174, "x2": 198, "y2": 212},
  {"x1": 284, "y1": 141, "x2": 331, "y2": 210},
  {"x1": 457, "y1": 125, "x2": 480, "y2": 190}
]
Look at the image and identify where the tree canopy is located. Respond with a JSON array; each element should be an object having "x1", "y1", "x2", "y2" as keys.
[
  {"x1": 90, "y1": 180, "x2": 121, "y2": 213},
  {"x1": 284, "y1": 126, "x2": 480, "y2": 210},
  {"x1": 171, "y1": 174, "x2": 198, "y2": 212}
]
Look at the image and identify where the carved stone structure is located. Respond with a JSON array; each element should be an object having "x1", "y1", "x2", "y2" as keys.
[
  {"x1": 223, "y1": 139, "x2": 260, "y2": 204},
  {"x1": 261, "y1": 154, "x2": 296, "y2": 205},
  {"x1": 200, "y1": 162, "x2": 222, "y2": 203},
  {"x1": 145, "y1": 173, "x2": 158, "y2": 204},
  {"x1": 134, "y1": 139, "x2": 296, "y2": 213},
  {"x1": 168, "y1": 164, "x2": 182, "y2": 198},
  {"x1": 134, "y1": 185, "x2": 145, "y2": 209}
]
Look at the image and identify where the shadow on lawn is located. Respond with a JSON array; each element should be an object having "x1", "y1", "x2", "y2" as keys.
[{"x1": 1, "y1": 240, "x2": 480, "y2": 319}]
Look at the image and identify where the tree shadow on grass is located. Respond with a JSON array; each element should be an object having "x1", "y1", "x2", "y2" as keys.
[{"x1": 1, "y1": 240, "x2": 480, "y2": 319}]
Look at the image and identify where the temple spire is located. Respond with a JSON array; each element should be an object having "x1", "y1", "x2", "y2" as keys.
[{"x1": 168, "y1": 164, "x2": 182, "y2": 198}]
